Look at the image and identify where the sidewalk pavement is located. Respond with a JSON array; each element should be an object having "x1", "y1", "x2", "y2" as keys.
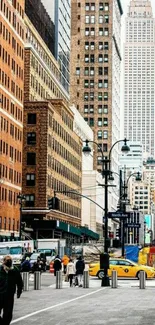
[{"x1": 12, "y1": 279, "x2": 155, "y2": 325}]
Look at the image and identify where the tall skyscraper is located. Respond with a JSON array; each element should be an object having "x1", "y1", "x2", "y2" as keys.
[
  {"x1": 70, "y1": 0, "x2": 123, "y2": 178},
  {"x1": 0, "y1": 0, "x2": 25, "y2": 238},
  {"x1": 124, "y1": 0, "x2": 155, "y2": 156},
  {"x1": 42, "y1": 0, "x2": 71, "y2": 94}
]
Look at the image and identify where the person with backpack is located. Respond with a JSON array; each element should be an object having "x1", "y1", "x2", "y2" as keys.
[
  {"x1": 21, "y1": 257, "x2": 31, "y2": 273},
  {"x1": 0, "y1": 255, "x2": 23, "y2": 324},
  {"x1": 75, "y1": 256, "x2": 85, "y2": 287},
  {"x1": 67, "y1": 258, "x2": 75, "y2": 287},
  {"x1": 53, "y1": 255, "x2": 62, "y2": 276}
]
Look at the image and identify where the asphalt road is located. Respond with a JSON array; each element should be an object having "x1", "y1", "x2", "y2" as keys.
[{"x1": 11, "y1": 276, "x2": 155, "y2": 325}]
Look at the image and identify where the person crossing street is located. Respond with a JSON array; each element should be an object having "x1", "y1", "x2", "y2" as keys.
[{"x1": 0, "y1": 255, "x2": 23, "y2": 325}]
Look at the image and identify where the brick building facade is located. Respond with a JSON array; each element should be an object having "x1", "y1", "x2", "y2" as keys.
[
  {"x1": 70, "y1": 0, "x2": 122, "y2": 173},
  {"x1": 22, "y1": 100, "x2": 82, "y2": 229},
  {"x1": 0, "y1": 0, "x2": 25, "y2": 238}
]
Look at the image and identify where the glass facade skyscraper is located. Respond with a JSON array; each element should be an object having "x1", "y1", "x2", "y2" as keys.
[{"x1": 42, "y1": 0, "x2": 71, "y2": 95}]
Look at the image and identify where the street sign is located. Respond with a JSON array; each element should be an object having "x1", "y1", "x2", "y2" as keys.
[
  {"x1": 108, "y1": 212, "x2": 129, "y2": 219},
  {"x1": 125, "y1": 223, "x2": 141, "y2": 228}
]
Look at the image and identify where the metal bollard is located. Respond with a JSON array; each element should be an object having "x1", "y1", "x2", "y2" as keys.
[
  {"x1": 34, "y1": 271, "x2": 41, "y2": 290},
  {"x1": 83, "y1": 271, "x2": 89, "y2": 288},
  {"x1": 111, "y1": 270, "x2": 118, "y2": 288},
  {"x1": 56, "y1": 271, "x2": 62, "y2": 289},
  {"x1": 21, "y1": 272, "x2": 29, "y2": 291},
  {"x1": 139, "y1": 271, "x2": 146, "y2": 289}
]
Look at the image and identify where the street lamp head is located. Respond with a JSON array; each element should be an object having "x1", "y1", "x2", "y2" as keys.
[
  {"x1": 135, "y1": 172, "x2": 142, "y2": 182},
  {"x1": 121, "y1": 138, "x2": 130, "y2": 154},
  {"x1": 82, "y1": 140, "x2": 92, "y2": 156}
]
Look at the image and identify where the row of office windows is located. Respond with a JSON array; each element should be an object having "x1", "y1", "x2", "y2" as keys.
[
  {"x1": 51, "y1": 158, "x2": 81, "y2": 187},
  {"x1": 84, "y1": 41, "x2": 109, "y2": 50},
  {"x1": 0, "y1": 94, "x2": 23, "y2": 122},
  {"x1": 84, "y1": 27, "x2": 109, "y2": 36},
  {"x1": 76, "y1": 66, "x2": 108, "y2": 76},
  {"x1": 1, "y1": 0, "x2": 24, "y2": 38},
  {"x1": 0, "y1": 215, "x2": 18, "y2": 232},
  {"x1": 0, "y1": 117, "x2": 22, "y2": 142},
  {"x1": 0, "y1": 46, "x2": 24, "y2": 81},
  {"x1": 0, "y1": 69, "x2": 23, "y2": 102},
  {"x1": 0, "y1": 140, "x2": 22, "y2": 163},
  {"x1": 84, "y1": 104, "x2": 108, "y2": 114},
  {"x1": 0, "y1": 164, "x2": 21, "y2": 185},
  {"x1": 84, "y1": 117, "x2": 108, "y2": 127}
]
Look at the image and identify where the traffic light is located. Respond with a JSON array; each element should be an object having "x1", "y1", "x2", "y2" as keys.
[
  {"x1": 48, "y1": 197, "x2": 60, "y2": 210},
  {"x1": 116, "y1": 228, "x2": 121, "y2": 239}
]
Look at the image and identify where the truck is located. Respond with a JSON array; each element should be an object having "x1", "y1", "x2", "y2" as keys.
[
  {"x1": 0, "y1": 241, "x2": 34, "y2": 266},
  {"x1": 36, "y1": 239, "x2": 66, "y2": 269}
]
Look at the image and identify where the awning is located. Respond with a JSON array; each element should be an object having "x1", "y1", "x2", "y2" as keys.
[{"x1": 81, "y1": 227, "x2": 99, "y2": 240}]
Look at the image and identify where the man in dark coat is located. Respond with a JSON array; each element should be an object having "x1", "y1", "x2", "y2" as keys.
[
  {"x1": 53, "y1": 255, "x2": 62, "y2": 276},
  {"x1": 76, "y1": 256, "x2": 85, "y2": 287},
  {"x1": 0, "y1": 255, "x2": 23, "y2": 324}
]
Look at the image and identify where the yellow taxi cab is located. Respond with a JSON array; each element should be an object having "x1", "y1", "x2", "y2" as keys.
[{"x1": 89, "y1": 258, "x2": 155, "y2": 279}]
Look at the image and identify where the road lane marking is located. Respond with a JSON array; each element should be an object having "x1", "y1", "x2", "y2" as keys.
[{"x1": 12, "y1": 288, "x2": 105, "y2": 323}]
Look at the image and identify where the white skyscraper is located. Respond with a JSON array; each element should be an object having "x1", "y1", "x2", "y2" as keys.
[{"x1": 124, "y1": 0, "x2": 155, "y2": 157}]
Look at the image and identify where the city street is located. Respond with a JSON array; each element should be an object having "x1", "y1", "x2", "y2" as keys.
[{"x1": 11, "y1": 276, "x2": 155, "y2": 325}]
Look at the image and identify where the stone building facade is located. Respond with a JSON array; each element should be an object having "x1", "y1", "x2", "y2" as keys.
[
  {"x1": 0, "y1": 0, "x2": 25, "y2": 238},
  {"x1": 22, "y1": 100, "x2": 82, "y2": 228}
]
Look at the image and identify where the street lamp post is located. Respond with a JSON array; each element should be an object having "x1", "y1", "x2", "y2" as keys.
[
  {"x1": 144, "y1": 221, "x2": 146, "y2": 247},
  {"x1": 83, "y1": 138, "x2": 130, "y2": 286},
  {"x1": 17, "y1": 194, "x2": 26, "y2": 240}
]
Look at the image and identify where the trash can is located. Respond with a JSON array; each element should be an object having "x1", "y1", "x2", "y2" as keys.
[{"x1": 34, "y1": 271, "x2": 41, "y2": 290}]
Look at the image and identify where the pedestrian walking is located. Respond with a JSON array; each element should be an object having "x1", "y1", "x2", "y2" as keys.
[
  {"x1": 21, "y1": 257, "x2": 31, "y2": 273},
  {"x1": 67, "y1": 258, "x2": 75, "y2": 287},
  {"x1": 53, "y1": 255, "x2": 62, "y2": 276},
  {"x1": 76, "y1": 256, "x2": 85, "y2": 287},
  {"x1": 62, "y1": 254, "x2": 69, "y2": 274},
  {"x1": 0, "y1": 255, "x2": 23, "y2": 325}
]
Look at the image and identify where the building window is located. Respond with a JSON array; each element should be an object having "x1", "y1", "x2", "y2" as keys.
[
  {"x1": 98, "y1": 105, "x2": 103, "y2": 114},
  {"x1": 84, "y1": 92, "x2": 89, "y2": 101},
  {"x1": 105, "y1": 15, "x2": 109, "y2": 23},
  {"x1": 103, "y1": 131, "x2": 108, "y2": 139},
  {"x1": 84, "y1": 118, "x2": 88, "y2": 123},
  {"x1": 103, "y1": 118, "x2": 108, "y2": 126},
  {"x1": 104, "y1": 28, "x2": 109, "y2": 36},
  {"x1": 98, "y1": 130, "x2": 102, "y2": 139},
  {"x1": 89, "y1": 118, "x2": 94, "y2": 126},
  {"x1": 97, "y1": 156, "x2": 102, "y2": 165},
  {"x1": 27, "y1": 113, "x2": 36, "y2": 124},
  {"x1": 85, "y1": 3, "x2": 90, "y2": 11},
  {"x1": 98, "y1": 67, "x2": 103, "y2": 75},
  {"x1": 103, "y1": 105, "x2": 108, "y2": 113},
  {"x1": 84, "y1": 80, "x2": 89, "y2": 88},
  {"x1": 99, "y1": 15, "x2": 103, "y2": 24},
  {"x1": 98, "y1": 54, "x2": 103, "y2": 62},
  {"x1": 27, "y1": 132, "x2": 36, "y2": 145},
  {"x1": 90, "y1": 3, "x2": 95, "y2": 11},
  {"x1": 104, "y1": 67, "x2": 108, "y2": 75},
  {"x1": 103, "y1": 144, "x2": 108, "y2": 152},
  {"x1": 104, "y1": 42, "x2": 109, "y2": 50},
  {"x1": 90, "y1": 105, "x2": 94, "y2": 113},
  {"x1": 104, "y1": 79, "x2": 108, "y2": 88},
  {"x1": 104, "y1": 92, "x2": 108, "y2": 100},
  {"x1": 99, "y1": 2, "x2": 104, "y2": 10},
  {"x1": 98, "y1": 80, "x2": 103, "y2": 88},
  {"x1": 76, "y1": 67, "x2": 80, "y2": 75},
  {"x1": 99, "y1": 28, "x2": 103, "y2": 36},
  {"x1": 90, "y1": 80, "x2": 94, "y2": 88},
  {"x1": 27, "y1": 153, "x2": 36, "y2": 165},
  {"x1": 85, "y1": 15, "x2": 90, "y2": 24},
  {"x1": 105, "y1": 3, "x2": 109, "y2": 11},
  {"x1": 26, "y1": 174, "x2": 35, "y2": 186},
  {"x1": 25, "y1": 195, "x2": 35, "y2": 207},
  {"x1": 85, "y1": 54, "x2": 89, "y2": 62},
  {"x1": 91, "y1": 15, "x2": 95, "y2": 23},
  {"x1": 85, "y1": 41, "x2": 89, "y2": 50},
  {"x1": 99, "y1": 42, "x2": 103, "y2": 50},
  {"x1": 104, "y1": 54, "x2": 108, "y2": 62},
  {"x1": 84, "y1": 67, "x2": 89, "y2": 75},
  {"x1": 90, "y1": 67, "x2": 94, "y2": 75},
  {"x1": 90, "y1": 54, "x2": 94, "y2": 62},
  {"x1": 84, "y1": 105, "x2": 88, "y2": 113},
  {"x1": 98, "y1": 92, "x2": 102, "y2": 101},
  {"x1": 85, "y1": 28, "x2": 89, "y2": 36},
  {"x1": 98, "y1": 118, "x2": 102, "y2": 126},
  {"x1": 90, "y1": 92, "x2": 94, "y2": 101},
  {"x1": 90, "y1": 41, "x2": 95, "y2": 50}
]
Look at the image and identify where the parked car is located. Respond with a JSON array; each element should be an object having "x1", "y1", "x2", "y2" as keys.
[
  {"x1": 29, "y1": 253, "x2": 47, "y2": 272},
  {"x1": 89, "y1": 258, "x2": 155, "y2": 279}
]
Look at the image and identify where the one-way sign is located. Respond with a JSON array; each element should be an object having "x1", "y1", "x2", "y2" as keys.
[{"x1": 108, "y1": 212, "x2": 129, "y2": 218}]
